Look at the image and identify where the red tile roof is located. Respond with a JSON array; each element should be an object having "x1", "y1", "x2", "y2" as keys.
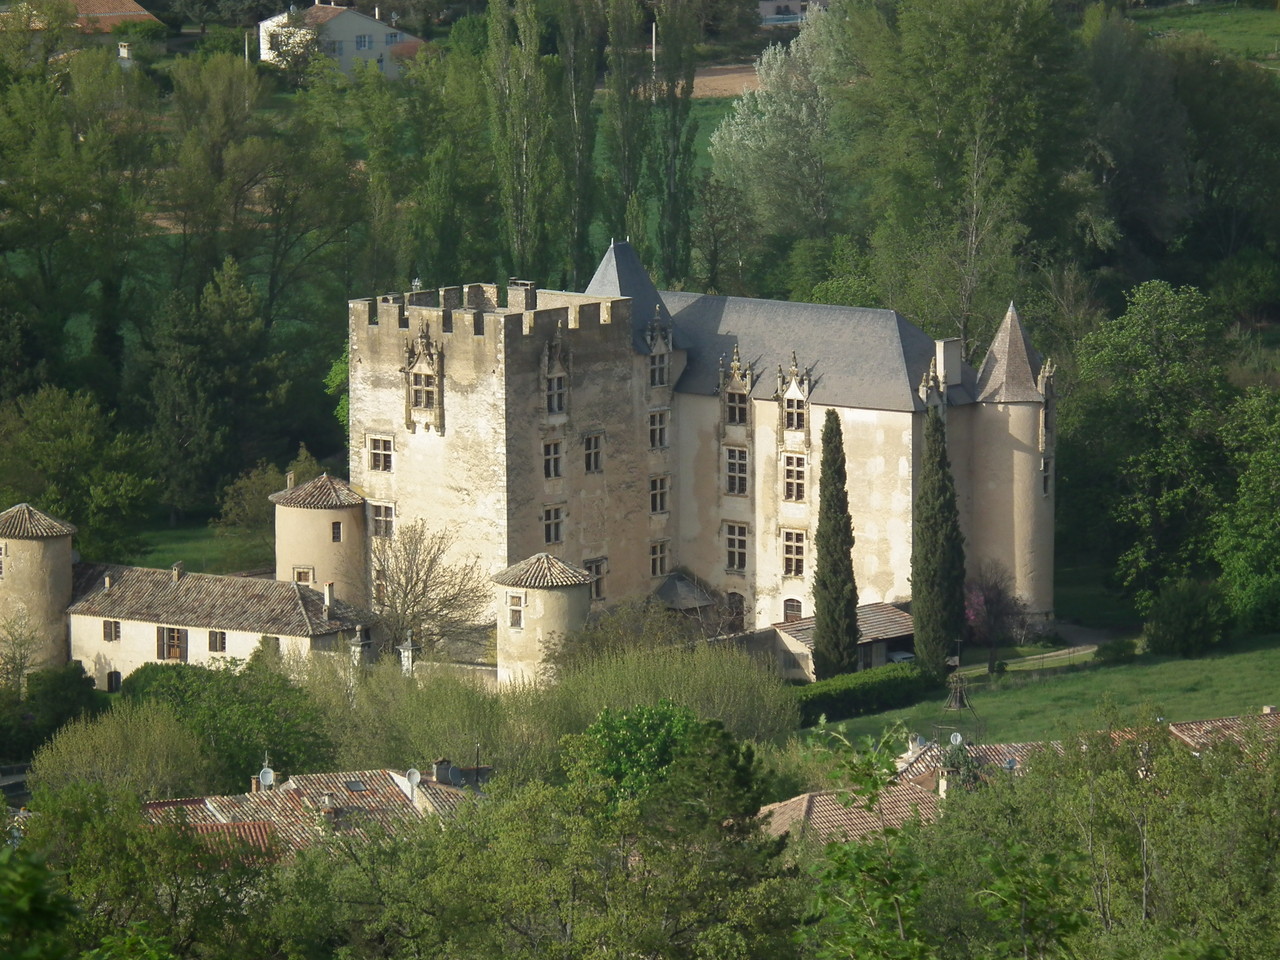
[
  {"x1": 269, "y1": 474, "x2": 365, "y2": 509},
  {"x1": 760, "y1": 782, "x2": 939, "y2": 842},
  {"x1": 1166, "y1": 712, "x2": 1280, "y2": 754},
  {"x1": 72, "y1": 0, "x2": 162, "y2": 32},
  {"x1": 143, "y1": 769, "x2": 472, "y2": 852}
]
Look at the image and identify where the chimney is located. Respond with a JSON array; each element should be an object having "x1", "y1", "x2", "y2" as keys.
[
  {"x1": 374, "y1": 4, "x2": 379, "y2": 17},
  {"x1": 171, "y1": 561, "x2": 184, "y2": 583},
  {"x1": 324, "y1": 581, "x2": 336, "y2": 605},
  {"x1": 251, "y1": 775, "x2": 261, "y2": 793},
  {"x1": 117, "y1": 41, "x2": 131, "y2": 59},
  {"x1": 320, "y1": 791, "x2": 337, "y2": 811},
  {"x1": 103, "y1": 575, "x2": 112, "y2": 591},
  {"x1": 286, "y1": 470, "x2": 296, "y2": 489},
  {"x1": 1264, "y1": 706, "x2": 1277, "y2": 715},
  {"x1": 935, "y1": 338, "x2": 962, "y2": 388},
  {"x1": 433, "y1": 758, "x2": 452, "y2": 784}
]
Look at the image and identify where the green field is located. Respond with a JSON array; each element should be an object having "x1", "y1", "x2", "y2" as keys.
[
  {"x1": 832, "y1": 634, "x2": 1280, "y2": 746},
  {"x1": 133, "y1": 520, "x2": 269, "y2": 575},
  {"x1": 1130, "y1": 3, "x2": 1280, "y2": 61}
]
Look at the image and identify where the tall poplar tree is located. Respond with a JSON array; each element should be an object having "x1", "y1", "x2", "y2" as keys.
[
  {"x1": 601, "y1": 0, "x2": 650, "y2": 243},
  {"x1": 911, "y1": 405, "x2": 966, "y2": 680},
  {"x1": 812, "y1": 409, "x2": 859, "y2": 679},
  {"x1": 651, "y1": 0, "x2": 700, "y2": 285}
]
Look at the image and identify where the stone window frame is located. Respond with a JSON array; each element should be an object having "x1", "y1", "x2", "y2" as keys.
[
  {"x1": 649, "y1": 474, "x2": 670, "y2": 514},
  {"x1": 369, "y1": 436, "x2": 394, "y2": 472},
  {"x1": 783, "y1": 598, "x2": 802, "y2": 622},
  {"x1": 725, "y1": 447, "x2": 748, "y2": 496},
  {"x1": 544, "y1": 441, "x2": 563, "y2": 479},
  {"x1": 783, "y1": 454, "x2": 806, "y2": 501},
  {"x1": 784, "y1": 397, "x2": 806, "y2": 431},
  {"x1": 508, "y1": 593, "x2": 524, "y2": 629},
  {"x1": 293, "y1": 567, "x2": 315, "y2": 585},
  {"x1": 783, "y1": 529, "x2": 806, "y2": 577},
  {"x1": 584, "y1": 432, "x2": 604, "y2": 473},
  {"x1": 584, "y1": 557, "x2": 606, "y2": 601},
  {"x1": 649, "y1": 409, "x2": 669, "y2": 450},
  {"x1": 546, "y1": 374, "x2": 568, "y2": 415},
  {"x1": 725, "y1": 522, "x2": 748, "y2": 572},
  {"x1": 649, "y1": 540, "x2": 669, "y2": 578},
  {"x1": 371, "y1": 503, "x2": 395, "y2": 538},
  {"x1": 726, "y1": 389, "x2": 749, "y2": 425},
  {"x1": 543, "y1": 504, "x2": 564, "y2": 544}
]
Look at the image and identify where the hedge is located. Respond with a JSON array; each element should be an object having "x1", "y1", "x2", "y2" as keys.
[{"x1": 796, "y1": 662, "x2": 941, "y2": 726}]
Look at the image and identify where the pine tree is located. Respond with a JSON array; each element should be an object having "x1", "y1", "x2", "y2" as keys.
[
  {"x1": 912, "y1": 405, "x2": 966, "y2": 680},
  {"x1": 812, "y1": 409, "x2": 859, "y2": 679}
]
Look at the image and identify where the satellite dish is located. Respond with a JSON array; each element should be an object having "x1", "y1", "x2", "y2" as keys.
[
  {"x1": 406, "y1": 768, "x2": 421, "y2": 787},
  {"x1": 949, "y1": 732, "x2": 964, "y2": 746},
  {"x1": 259, "y1": 766, "x2": 275, "y2": 788},
  {"x1": 1004, "y1": 756, "x2": 1018, "y2": 771},
  {"x1": 911, "y1": 733, "x2": 924, "y2": 749}
]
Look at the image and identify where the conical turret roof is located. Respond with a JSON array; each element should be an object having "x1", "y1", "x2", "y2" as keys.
[
  {"x1": 269, "y1": 473, "x2": 365, "y2": 509},
  {"x1": 976, "y1": 303, "x2": 1043, "y2": 403},
  {"x1": 0, "y1": 503, "x2": 77, "y2": 539},
  {"x1": 584, "y1": 240, "x2": 671, "y2": 353},
  {"x1": 492, "y1": 554, "x2": 594, "y2": 589}
]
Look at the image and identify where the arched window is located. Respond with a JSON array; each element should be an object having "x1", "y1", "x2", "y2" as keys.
[{"x1": 783, "y1": 598, "x2": 802, "y2": 623}]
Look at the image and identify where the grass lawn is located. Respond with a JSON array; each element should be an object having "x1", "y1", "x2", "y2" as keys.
[
  {"x1": 133, "y1": 520, "x2": 269, "y2": 575},
  {"x1": 690, "y1": 97, "x2": 736, "y2": 171},
  {"x1": 830, "y1": 633, "x2": 1280, "y2": 747},
  {"x1": 1129, "y1": 3, "x2": 1280, "y2": 61}
]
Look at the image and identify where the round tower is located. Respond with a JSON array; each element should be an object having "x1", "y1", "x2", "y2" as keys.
[
  {"x1": 967, "y1": 305, "x2": 1055, "y2": 619},
  {"x1": 0, "y1": 503, "x2": 76, "y2": 668},
  {"x1": 270, "y1": 474, "x2": 369, "y2": 607},
  {"x1": 491, "y1": 554, "x2": 594, "y2": 684}
]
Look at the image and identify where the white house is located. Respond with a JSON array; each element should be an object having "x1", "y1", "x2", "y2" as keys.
[{"x1": 259, "y1": 1, "x2": 423, "y2": 80}]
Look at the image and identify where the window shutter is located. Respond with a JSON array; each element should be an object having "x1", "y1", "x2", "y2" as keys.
[
  {"x1": 156, "y1": 626, "x2": 164, "y2": 659},
  {"x1": 103, "y1": 621, "x2": 111, "y2": 643},
  {"x1": 179, "y1": 629, "x2": 188, "y2": 662}
]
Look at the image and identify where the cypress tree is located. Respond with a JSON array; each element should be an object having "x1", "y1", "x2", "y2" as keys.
[
  {"x1": 812, "y1": 409, "x2": 859, "y2": 679},
  {"x1": 912, "y1": 405, "x2": 966, "y2": 680}
]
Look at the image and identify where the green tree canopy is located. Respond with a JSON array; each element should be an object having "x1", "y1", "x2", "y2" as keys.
[{"x1": 813, "y1": 408, "x2": 859, "y2": 679}]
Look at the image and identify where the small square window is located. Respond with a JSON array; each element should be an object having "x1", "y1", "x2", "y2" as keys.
[
  {"x1": 726, "y1": 523, "x2": 747, "y2": 572},
  {"x1": 650, "y1": 475, "x2": 669, "y2": 514},
  {"x1": 650, "y1": 540, "x2": 668, "y2": 577},
  {"x1": 783, "y1": 530, "x2": 806, "y2": 577},
  {"x1": 649, "y1": 351, "x2": 669, "y2": 387},
  {"x1": 649, "y1": 410, "x2": 668, "y2": 449},
  {"x1": 726, "y1": 447, "x2": 748, "y2": 495},
  {"x1": 209, "y1": 630, "x2": 227, "y2": 653},
  {"x1": 544, "y1": 441, "x2": 563, "y2": 479},
  {"x1": 294, "y1": 568, "x2": 313, "y2": 585},
  {"x1": 785, "y1": 397, "x2": 806, "y2": 431},
  {"x1": 372, "y1": 504, "x2": 394, "y2": 538},
  {"x1": 584, "y1": 433, "x2": 603, "y2": 473},
  {"x1": 370, "y1": 437, "x2": 393, "y2": 472},
  {"x1": 783, "y1": 598, "x2": 802, "y2": 622},
  {"x1": 411, "y1": 372, "x2": 435, "y2": 409},
  {"x1": 584, "y1": 557, "x2": 605, "y2": 601},
  {"x1": 727, "y1": 391, "x2": 748, "y2": 425},
  {"x1": 546, "y1": 375, "x2": 567, "y2": 414},
  {"x1": 543, "y1": 505, "x2": 563, "y2": 544},
  {"x1": 784, "y1": 455, "x2": 806, "y2": 501}
]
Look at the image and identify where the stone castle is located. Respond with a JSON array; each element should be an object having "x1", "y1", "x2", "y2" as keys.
[{"x1": 0, "y1": 241, "x2": 1054, "y2": 686}]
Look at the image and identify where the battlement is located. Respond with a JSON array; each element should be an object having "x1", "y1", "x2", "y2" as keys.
[{"x1": 348, "y1": 280, "x2": 633, "y2": 346}]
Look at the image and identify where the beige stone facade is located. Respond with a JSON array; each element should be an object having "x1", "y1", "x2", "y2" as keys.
[{"x1": 346, "y1": 243, "x2": 1055, "y2": 644}]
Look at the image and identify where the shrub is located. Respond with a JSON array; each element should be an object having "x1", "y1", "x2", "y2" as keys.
[
  {"x1": 795, "y1": 663, "x2": 941, "y2": 726},
  {"x1": 1144, "y1": 579, "x2": 1231, "y2": 658},
  {"x1": 1092, "y1": 637, "x2": 1137, "y2": 665}
]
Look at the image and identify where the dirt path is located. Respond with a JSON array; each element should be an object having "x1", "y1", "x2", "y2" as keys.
[{"x1": 692, "y1": 64, "x2": 758, "y2": 98}]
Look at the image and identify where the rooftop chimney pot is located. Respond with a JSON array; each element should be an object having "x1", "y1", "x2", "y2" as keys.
[
  {"x1": 1264, "y1": 705, "x2": 1277, "y2": 715},
  {"x1": 171, "y1": 561, "x2": 184, "y2": 582}
]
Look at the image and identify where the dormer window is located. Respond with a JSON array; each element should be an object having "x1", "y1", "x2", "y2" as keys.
[
  {"x1": 785, "y1": 397, "x2": 805, "y2": 431},
  {"x1": 727, "y1": 390, "x2": 748, "y2": 425},
  {"x1": 649, "y1": 351, "x2": 669, "y2": 387},
  {"x1": 412, "y1": 373, "x2": 435, "y2": 409},
  {"x1": 546, "y1": 375, "x2": 566, "y2": 414}
]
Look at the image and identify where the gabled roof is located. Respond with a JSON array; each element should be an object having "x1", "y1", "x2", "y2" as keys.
[
  {"x1": 492, "y1": 553, "x2": 594, "y2": 589},
  {"x1": 976, "y1": 303, "x2": 1043, "y2": 403},
  {"x1": 1166, "y1": 712, "x2": 1280, "y2": 754},
  {"x1": 760, "y1": 782, "x2": 938, "y2": 842},
  {"x1": 144, "y1": 769, "x2": 471, "y2": 853},
  {"x1": 269, "y1": 473, "x2": 365, "y2": 509},
  {"x1": 896, "y1": 740, "x2": 1052, "y2": 788},
  {"x1": 775, "y1": 602, "x2": 915, "y2": 650},
  {"x1": 68, "y1": 562, "x2": 371, "y2": 636},
  {"x1": 583, "y1": 240, "x2": 671, "y2": 354},
  {"x1": 662, "y1": 291, "x2": 973, "y2": 412},
  {"x1": 0, "y1": 503, "x2": 76, "y2": 539},
  {"x1": 72, "y1": 0, "x2": 161, "y2": 32}
]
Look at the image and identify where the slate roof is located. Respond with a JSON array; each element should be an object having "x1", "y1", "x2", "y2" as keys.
[
  {"x1": 492, "y1": 553, "x2": 594, "y2": 589},
  {"x1": 976, "y1": 304, "x2": 1043, "y2": 403},
  {"x1": 0, "y1": 503, "x2": 76, "y2": 539},
  {"x1": 760, "y1": 782, "x2": 939, "y2": 842},
  {"x1": 68, "y1": 563, "x2": 370, "y2": 636},
  {"x1": 663, "y1": 291, "x2": 977, "y2": 412},
  {"x1": 1166, "y1": 712, "x2": 1280, "y2": 754},
  {"x1": 584, "y1": 240, "x2": 671, "y2": 354},
  {"x1": 775, "y1": 602, "x2": 914, "y2": 651},
  {"x1": 144, "y1": 769, "x2": 470, "y2": 853},
  {"x1": 269, "y1": 474, "x2": 365, "y2": 509},
  {"x1": 73, "y1": 0, "x2": 161, "y2": 32}
]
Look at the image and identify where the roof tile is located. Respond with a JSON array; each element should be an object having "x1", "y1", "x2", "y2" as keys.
[
  {"x1": 269, "y1": 474, "x2": 365, "y2": 509},
  {"x1": 0, "y1": 503, "x2": 76, "y2": 539},
  {"x1": 492, "y1": 554, "x2": 594, "y2": 589}
]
